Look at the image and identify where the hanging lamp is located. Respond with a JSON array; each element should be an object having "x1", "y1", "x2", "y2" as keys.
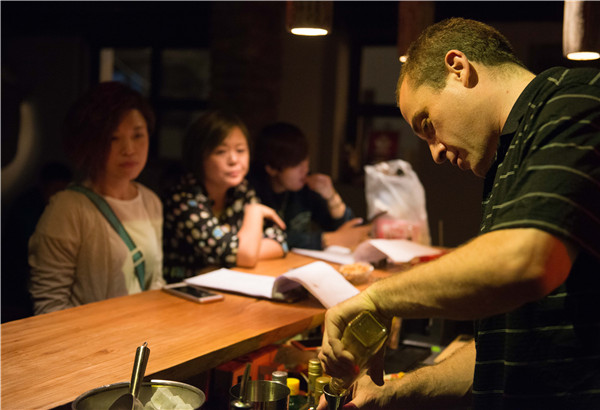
[
  {"x1": 286, "y1": 1, "x2": 333, "y2": 36},
  {"x1": 397, "y1": 2, "x2": 435, "y2": 63},
  {"x1": 563, "y1": 0, "x2": 600, "y2": 61}
]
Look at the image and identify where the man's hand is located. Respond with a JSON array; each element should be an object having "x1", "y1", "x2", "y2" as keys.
[
  {"x1": 322, "y1": 219, "x2": 372, "y2": 250},
  {"x1": 318, "y1": 292, "x2": 384, "y2": 384},
  {"x1": 318, "y1": 339, "x2": 476, "y2": 409}
]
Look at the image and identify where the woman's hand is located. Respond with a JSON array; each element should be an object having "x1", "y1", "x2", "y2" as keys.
[
  {"x1": 306, "y1": 173, "x2": 335, "y2": 199},
  {"x1": 238, "y1": 203, "x2": 286, "y2": 267},
  {"x1": 244, "y1": 203, "x2": 286, "y2": 230}
]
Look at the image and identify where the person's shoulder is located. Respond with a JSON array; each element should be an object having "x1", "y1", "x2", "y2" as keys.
[
  {"x1": 235, "y1": 178, "x2": 254, "y2": 196},
  {"x1": 523, "y1": 67, "x2": 600, "y2": 118},
  {"x1": 538, "y1": 67, "x2": 600, "y2": 92},
  {"x1": 51, "y1": 188, "x2": 96, "y2": 208},
  {"x1": 34, "y1": 188, "x2": 99, "y2": 231}
]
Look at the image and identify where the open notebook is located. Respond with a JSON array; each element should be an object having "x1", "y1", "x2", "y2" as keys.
[{"x1": 184, "y1": 261, "x2": 359, "y2": 308}]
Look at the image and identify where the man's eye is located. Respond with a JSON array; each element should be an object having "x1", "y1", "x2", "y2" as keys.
[{"x1": 422, "y1": 119, "x2": 430, "y2": 131}]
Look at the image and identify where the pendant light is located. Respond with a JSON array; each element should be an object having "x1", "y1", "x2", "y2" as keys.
[
  {"x1": 286, "y1": 1, "x2": 333, "y2": 36},
  {"x1": 563, "y1": 0, "x2": 600, "y2": 61},
  {"x1": 397, "y1": 2, "x2": 435, "y2": 63}
]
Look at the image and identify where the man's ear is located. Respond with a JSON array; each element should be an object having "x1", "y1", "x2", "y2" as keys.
[{"x1": 445, "y1": 50, "x2": 475, "y2": 88}]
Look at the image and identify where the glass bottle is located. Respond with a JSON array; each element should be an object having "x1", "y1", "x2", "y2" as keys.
[
  {"x1": 301, "y1": 358, "x2": 323, "y2": 410},
  {"x1": 287, "y1": 377, "x2": 307, "y2": 410},
  {"x1": 314, "y1": 376, "x2": 331, "y2": 405},
  {"x1": 328, "y1": 311, "x2": 388, "y2": 396},
  {"x1": 272, "y1": 370, "x2": 288, "y2": 385}
]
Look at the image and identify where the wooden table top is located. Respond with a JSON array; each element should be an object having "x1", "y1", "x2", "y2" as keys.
[{"x1": 2, "y1": 253, "x2": 357, "y2": 410}]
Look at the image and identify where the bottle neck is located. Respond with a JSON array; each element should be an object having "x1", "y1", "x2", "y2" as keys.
[{"x1": 328, "y1": 377, "x2": 348, "y2": 396}]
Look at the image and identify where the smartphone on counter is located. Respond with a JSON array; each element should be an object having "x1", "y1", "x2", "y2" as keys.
[
  {"x1": 358, "y1": 210, "x2": 388, "y2": 226},
  {"x1": 162, "y1": 283, "x2": 224, "y2": 304}
]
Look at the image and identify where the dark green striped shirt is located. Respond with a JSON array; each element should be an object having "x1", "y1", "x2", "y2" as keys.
[{"x1": 474, "y1": 67, "x2": 600, "y2": 409}]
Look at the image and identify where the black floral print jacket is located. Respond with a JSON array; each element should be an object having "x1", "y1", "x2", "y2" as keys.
[{"x1": 163, "y1": 172, "x2": 287, "y2": 282}]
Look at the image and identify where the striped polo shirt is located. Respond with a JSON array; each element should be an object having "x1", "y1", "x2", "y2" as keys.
[{"x1": 473, "y1": 67, "x2": 600, "y2": 409}]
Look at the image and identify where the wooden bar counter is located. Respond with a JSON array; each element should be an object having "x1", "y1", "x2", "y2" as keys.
[{"x1": 1, "y1": 253, "x2": 344, "y2": 410}]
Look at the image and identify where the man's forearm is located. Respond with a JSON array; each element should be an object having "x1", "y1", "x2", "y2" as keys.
[
  {"x1": 381, "y1": 339, "x2": 475, "y2": 409},
  {"x1": 366, "y1": 228, "x2": 572, "y2": 321}
]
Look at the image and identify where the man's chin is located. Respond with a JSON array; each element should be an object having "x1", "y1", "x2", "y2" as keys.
[{"x1": 471, "y1": 165, "x2": 488, "y2": 178}]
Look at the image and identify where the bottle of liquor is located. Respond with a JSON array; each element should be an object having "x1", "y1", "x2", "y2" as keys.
[
  {"x1": 328, "y1": 311, "x2": 388, "y2": 396},
  {"x1": 301, "y1": 358, "x2": 323, "y2": 410},
  {"x1": 314, "y1": 376, "x2": 331, "y2": 405},
  {"x1": 287, "y1": 377, "x2": 307, "y2": 410},
  {"x1": 272, "y1": 370, "x2": 288, "y2": 385}
]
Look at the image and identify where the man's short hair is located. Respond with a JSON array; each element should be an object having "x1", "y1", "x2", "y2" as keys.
[
  {"x1": 398, "y1": 18, "x2": 526, "y2": 96},
  {"x1": 254, "y1": 122, "x2": 309, "y2": 171}
]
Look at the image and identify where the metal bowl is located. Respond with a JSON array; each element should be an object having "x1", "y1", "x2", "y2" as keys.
[{"x1": 72, "y1": 379, "x2": 205, "y2": 410}]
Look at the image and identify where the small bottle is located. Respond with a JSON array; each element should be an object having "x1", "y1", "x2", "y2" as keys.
[
  {"x1": 272, "y1": 370, "x2": 288, "y2": 385},
  {"x1": 328, "y1": 311, "x2": 388, "y2": 396},
  {"x1": 314, "y1": 376, "x2": 331, "y2": 405},
  {"x1": 301, "y1": 358, "x2": 323, "y2": 410},
  {"x1": 287, "y1": 377, "x2": 306, "y2": 410}
]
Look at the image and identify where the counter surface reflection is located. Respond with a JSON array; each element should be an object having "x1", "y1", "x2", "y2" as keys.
[{"x1": 1, "y1": 253, "x2": 386, "y2": 410}]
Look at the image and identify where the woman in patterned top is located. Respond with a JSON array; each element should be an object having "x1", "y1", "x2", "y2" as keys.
[{"x1": 163, "y1": 110, "x2": 287, "y2": 281}]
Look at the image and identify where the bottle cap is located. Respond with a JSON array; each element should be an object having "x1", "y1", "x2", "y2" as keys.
[
  {"x1": 272, "y1": 370, "x2": 288, "y2": 384},
  {"x1": 315, "y1": 376, "x2": 331, "y2": 394},
  {"x1": 287, "y1": 377, "x2": 300, "y2": 395},
  {"x1": 308, "y1": 358, "x2": 322, "y2": 375}
]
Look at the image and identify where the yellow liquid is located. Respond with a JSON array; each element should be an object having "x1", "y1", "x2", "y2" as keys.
[{"x1": 328, "y1": 311, "x2": 388, "y2": 395}]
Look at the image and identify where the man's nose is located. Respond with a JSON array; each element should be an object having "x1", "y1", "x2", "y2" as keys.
[{"x1": 430, "y1": 142, "x2": 447, "y2": 164}]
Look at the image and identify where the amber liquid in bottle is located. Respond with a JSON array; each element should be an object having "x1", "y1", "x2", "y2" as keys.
[{"x1": 328, "y1": 311, "x2": 389, "y2": 396}]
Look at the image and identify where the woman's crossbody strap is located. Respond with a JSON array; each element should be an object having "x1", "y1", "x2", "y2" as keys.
[{"x1": 68, "y1": 185, "x2": 146, "y2": 291}]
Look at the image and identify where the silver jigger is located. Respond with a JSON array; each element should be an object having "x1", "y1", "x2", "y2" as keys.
[{"x1": 323, "y1": 384, "x2": 349, "y2": 410}]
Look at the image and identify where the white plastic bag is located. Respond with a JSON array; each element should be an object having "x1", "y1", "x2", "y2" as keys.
[{"x1": 364, "y1": 159, "x2": 431, "y2": 245}]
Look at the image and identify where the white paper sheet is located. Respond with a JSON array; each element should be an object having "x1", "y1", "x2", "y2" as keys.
[
  {"x1": 291, "y1": 247, "x2": 356, "y2": 265},
  {"x1": 185, "y1": 268, "x2": 277, "y2": 299},
  {"x1": 354, "y1": 239, "x2": 441, "y2": 264},
  {"x1": 184, "y1": 261, "x2": 359, "y2": 308},
  {"x1": 282, "y1": 261, "x2": 359, "y2": 308}
]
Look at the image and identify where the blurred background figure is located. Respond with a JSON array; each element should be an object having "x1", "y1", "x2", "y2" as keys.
[
  {"x1": 162, "y1": 110, "x2": 287, "y2": 282},
  {"x1": 28, "y1": 81, "x2": 165, "y2": 315},
  {"x1": 1, "y1": 161, "x2": 72, "y2": 322},
  {"x1": 249, "y1": 122, "x2": 371, "y2": 250}
]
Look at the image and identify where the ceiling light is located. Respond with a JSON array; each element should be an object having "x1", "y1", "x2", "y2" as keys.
[
  {"x1": 563, "y1": 0, "x2": 600, "y2": 61},
  {"x1": 397, "y1": 2, "x2": 435, "y2": 63},
  {"x1": 286, "y1": 1, "x2": 333, "y2": 37}
]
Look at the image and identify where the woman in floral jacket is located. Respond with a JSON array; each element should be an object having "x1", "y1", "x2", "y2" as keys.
[{"x1": 163, "y1": 110, "x2": 287, "y2": 282}]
